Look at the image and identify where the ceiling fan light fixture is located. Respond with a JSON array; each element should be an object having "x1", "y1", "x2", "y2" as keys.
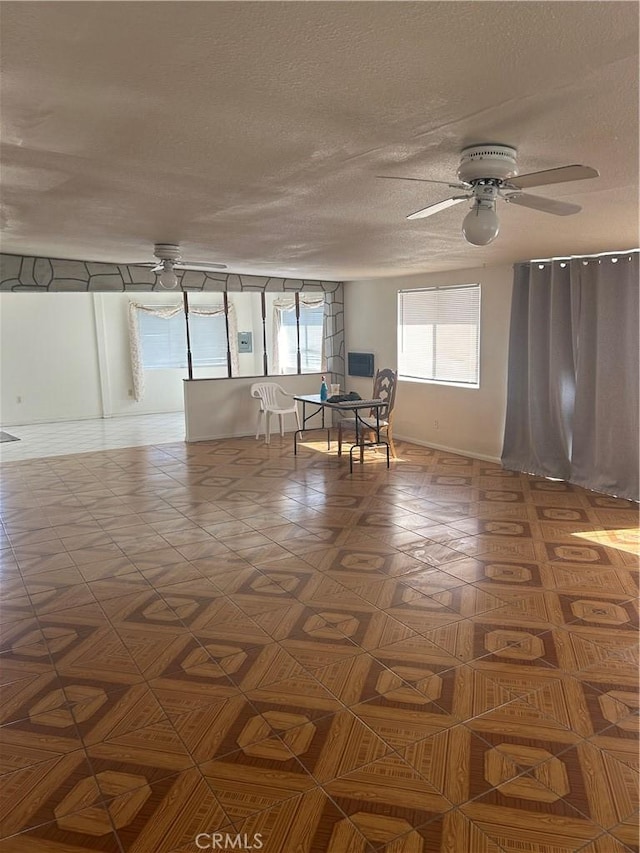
[
  {"x1": 462, "y1": 200, "x2": 500, "y2": 246},
  {"x1": 158, "y1": 260, "x2": 179, "y2": 289}
]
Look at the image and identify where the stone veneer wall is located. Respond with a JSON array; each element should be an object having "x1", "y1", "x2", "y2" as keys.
[{"x1": 0, "y1": 253, "x2": 345, "y2": 384}]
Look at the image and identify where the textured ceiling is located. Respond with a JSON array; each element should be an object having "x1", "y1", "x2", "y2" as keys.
[{"x1": 0, "y1": 1, "x2": 638, "y2": 280}]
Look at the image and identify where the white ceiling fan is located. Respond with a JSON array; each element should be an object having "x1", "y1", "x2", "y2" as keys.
[
  {"x1": 140, "y1": 243, "x2": 227, "y2": 289},
  {"x1": 379, "y1": 145, "x2": 599, "y2": 246}
]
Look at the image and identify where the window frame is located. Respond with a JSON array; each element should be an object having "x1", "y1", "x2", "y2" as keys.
[
  {"x1": 277, "y1": 296, "x2": 325, "y2": 375},
  {"x1": 397, "y1": 283, "x2": 481, "y2": 389}
]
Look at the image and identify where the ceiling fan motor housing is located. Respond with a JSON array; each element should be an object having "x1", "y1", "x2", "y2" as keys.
[
  {"x1": 457, "y1": 145, "x2": 518, "y2": 183},
  {"x1": 153, "y1": 243, "x2": 182, "y2": 262}
]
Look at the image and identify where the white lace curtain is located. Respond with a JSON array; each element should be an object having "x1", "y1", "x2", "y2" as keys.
[
  {"x1": 271, "y1": 294, "x2": 326, "y2": 375},
  {"x1": 128, "y1": 301, "x2": 238, "y2": 401},
  {"x1": 501, "y1": 252, "x2": 639, "y2": 501}
]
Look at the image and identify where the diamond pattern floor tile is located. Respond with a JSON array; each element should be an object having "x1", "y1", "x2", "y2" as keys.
[{"x1": 1, "y1": 429, "x2": 638, "y2": 851}]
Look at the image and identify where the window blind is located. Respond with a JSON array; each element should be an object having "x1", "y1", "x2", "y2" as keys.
[
  {"x1": 140, "y1": 311, "x2": 227, "y2": 369},
  {"x1": 398, "y1": 284, "x2": 480, "y2": 386}
]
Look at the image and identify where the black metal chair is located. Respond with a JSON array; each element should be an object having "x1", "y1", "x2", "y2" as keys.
[{"x1": 337, "y1": 368, "x2": 398, "y2": 461}]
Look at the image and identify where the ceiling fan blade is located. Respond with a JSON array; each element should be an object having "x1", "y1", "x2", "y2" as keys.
[
  {"x1": 407, "y1": 196, "x2": 469, "y2": 220},
  {"x1": 136, "y1": 260, "x2": 227, "y2": 272},
  {"x1": 378, "y1": 175, "x2": 469, "y2": 190},
  {"x1": 176, "y1": 261, "x2": 228, "y2": 271},
  {"x1": 507, "y1": 165, "x2": 599, "y2": 190},
  {"x1": 504, "y1": 192, "x2": 582, "y2": 216}
]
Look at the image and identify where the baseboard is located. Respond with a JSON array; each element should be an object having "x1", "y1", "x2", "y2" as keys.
[
  {"x1": 393, "y1": 433, "x2": 501, "y2": 465},
  {"x1": 0, "y1": 413, "x2": 105, "y2": 427},
  {"x1": 185, "y1": 429, "x2": 502, "y2": 464},
  {"x1": 186, "y1": 429, "x2": 286, "y2": 443},
  {"x1": 1, "y1": 410, "x2": 184, "y2": 427}
]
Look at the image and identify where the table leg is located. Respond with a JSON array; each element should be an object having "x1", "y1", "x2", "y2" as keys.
[
  {"x1": 293, "y1": 400, "x2": 307, "y2": 455},
  {"x1": 294, "y1": 401, "x2": 330, "y2": 455}
]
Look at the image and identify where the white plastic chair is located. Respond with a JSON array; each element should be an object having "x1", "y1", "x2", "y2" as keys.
[{"x1": 250, "y1": 382, "x2": 301, "y2": 444}]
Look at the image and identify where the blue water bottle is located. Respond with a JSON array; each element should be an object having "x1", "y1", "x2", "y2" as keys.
[{"x1": 320, "y1": 375, "x2": 329, "y2": 401}]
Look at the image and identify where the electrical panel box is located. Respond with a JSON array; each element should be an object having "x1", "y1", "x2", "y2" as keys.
[
  {"x1": 237, "y1": 332, "x2": 253, "y2": 353},
  {"x1": 347, "y1": 352, "x2": 375, "y2": 378}
]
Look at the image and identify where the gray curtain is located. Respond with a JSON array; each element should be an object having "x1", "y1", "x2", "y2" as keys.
[{"x1": 502, "y1": 252, "x2": 639, "y2": 501}]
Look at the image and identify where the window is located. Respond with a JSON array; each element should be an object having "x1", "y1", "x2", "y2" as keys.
[
  {"x1": 189, "y1": 314, "x2": 228, "y2": 368},
  {"x1": 129, "y1": 293, "x2": 328, "y2": 402},
  {"x1": 279, "y1": 301, "x2": 324, "y2": 372},
  {"x1": 139, "y1": 309, "x2": 227, "y2": 369},
  {"x1": 267, "y1": 294, "x2": 325, "y2": 374},
  {"x1": 398, "y1": 284, "x2": 480, "y2": 387}
]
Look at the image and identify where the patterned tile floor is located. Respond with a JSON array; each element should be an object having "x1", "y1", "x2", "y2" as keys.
[{"x1": 0, "y1": 427, "x2": 638, "y2": 852}]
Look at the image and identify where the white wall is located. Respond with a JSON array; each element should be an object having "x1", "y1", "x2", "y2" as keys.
[
  {"x1": 344, "y1": 264, "x2": 513, "y2": 462},
  {"x1": 0, "y1": 294, "x2": 103, "y2": 425},
  {"x1": 232, "y1": 292, "x2": 265, "y2": 377},
  {"x1": 0, "y1": 293, "x2": 194, "y2": 424}
]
